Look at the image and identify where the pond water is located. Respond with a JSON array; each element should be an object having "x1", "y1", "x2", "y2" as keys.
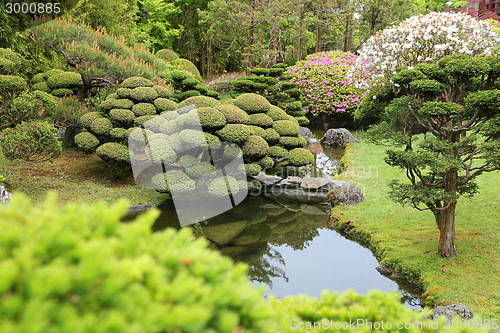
[{"x1": 126, "y1": 126, "x2": 423, "y2": 309}]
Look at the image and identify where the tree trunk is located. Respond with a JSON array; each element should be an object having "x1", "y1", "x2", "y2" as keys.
[
  {"x1": 77, "y1": 76, "x2": 91, "y2": 103},
  {"x1": 297, "y1": 7, "x2": 304, "y2": 62},
  {"x1": 343, "y1": 15, "x2": 350, "y2": 52},
  {"x1": 437, "y1": 170, "x2": 458, "y2": 257},
  {"x1": 259, "y1": 21, "x2": 263, "y2": 67},
  {"x1": 269, "y1": 8, "x2": 277, "y2": 67},
  {"x1": 315, "y1": 21, "x2": 321, "y2": 53},
  {"x1": 62, "y1": 126, "x2": 75, "y2": 149}
]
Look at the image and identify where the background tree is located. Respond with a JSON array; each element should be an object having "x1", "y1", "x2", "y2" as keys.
[{"x1": 368, "y1": 54, "x2": 500, "y2": 257}]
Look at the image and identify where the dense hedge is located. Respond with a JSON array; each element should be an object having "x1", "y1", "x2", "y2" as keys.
[{"x1": 31, "y1": 69, "x2": 82, "y2": 98}]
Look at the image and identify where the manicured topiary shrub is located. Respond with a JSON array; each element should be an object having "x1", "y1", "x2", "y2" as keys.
[
  {"x1": 268, "y1": 145, "x2": 289, "y2": 158},
  {"x1": 106, "y1": 93, "x2": 119, "y2": 99},
  {"x1": 156, "y1": 48, "x2": 180, "y2": 62},
  {"x1": 172, "y1": 58, "x2": 203, "y2": 83},
  {"x1": 46, "y1": 71, "x2": 82, "y2": 90},
  {"x1": 100, "y1": 98, "x2": 134, "y2": 112},
  {"x1": 247, "y1": 113, "x2": 273, "y2": 128},
  {"x1": 204, "y1": 132, "x2": 220, "y2": 143},
  {"x1": 296, "y1": 116, "x2": 310, "y2": 126},
  {"x1": 116, "y1": 87, "x2": 132, "y2": 98},
  {"x1": 197, "y1": 107, "x2": 226, "y2": 130},
  {"x1": 215, "y1": 104, "x2": 250, "y2": 124},
  {"x1": 216, "y1": 124, "x2": 252, "y2": 144},
  {"x1": 44, "y1": 68, "x2": 64, "y2": 78},
  {"x1": 51, "y1": 88, "x2": 74, "y2": 97},
  {"x1": 0, "y1": 121, "x2": 62, "y2": 162},
  {"x1": 263, "y1": 128, "x2": 280, "y2": 145},
  {"x1": 132, "y1": 102, "x2": 157, "y2": 116},
  {"x1": 244, "y1": 163, "x2": 262, "y2": 176},
  {"x1": 287, "y1": 148, "x2": 314, "y2": 166},
  {"x1": 279, "y1": 136, "x2": 306, "y2": 149},
  {"x1": 134, "y1": 115, "x2": 157, "y2": 127},
  {"x1": 178, "y1": 95, "x2": 220, "y2": 108},
  {"x1": 161, "y1": 110, "x2": 179, "y2": 121},
  {"x1": 109, "y1": 109, "x2": 136, "y2": 123},
  {"x1": 32, "y1": 81, "x2": 50, "y2": 93},
  {"x1": 142, "y1": 116, "x2": 166, "y2": 133},
  {"x1": 209, "y1": 176, "x2": 240, "y2": 197},
  {"x1": 241, "y1": 135, "x2": 269, "y2": 159},
  {"x1": 248, "y1": 125, "x2": 266, "y2": 138},
  {"x1": 1, "y1": 90, "x2": 56, "y2": 129},
  {"x1": 145, "y1": 139, "x2": 177, "y2": 164},
  {"x1": 96, "y1": 142, "x2": 130, "y2": 163},
  {"x1": 74, "y1": 132, "x2": 100, "y2": 151},
  {"x1": 129, "y1": 87, "x2": 158, "y2": 102},
  {"x1": 153, "y1": 169, "x2": 196, "y2": 194},
  {"x1": 90, "y1": 117, "x2": 113, "y2": 135},
  {"x1": 233, "y1": 93, "x2": 271, "y2": 113},
  {"x1": 31, "y1": 72, "x2": 46, "y2": 84},
  {"x1": 121, "y1": 76, "x2": 154, "y2": 88},
  {"x1": 273, "y1": 120, "x2": 300, "y2": 136},
  {"x1": 154, "y1": 98, "x2": 178, "y2": 112},
  {"x1": 186, "y1": 162, "x2": 215, "y2": 178},
  {"x1": 259, "y1": 156, "x2": 274, "y2": 168},
  {"x1": 109, "y1": 127, "x2": 129, "y2": 141},
  {"x1": 182, "y1": 78, "x2": 199, "y2": 89},
  {"x1": 80, "y1": 111, "x2": 104, "y2": 128},
  {"x1": 266, "y1": 105, "x2": 289, "y2": 121},
  {"x1": 180, "y1": 128, "x2": 207, "y2": 148}
]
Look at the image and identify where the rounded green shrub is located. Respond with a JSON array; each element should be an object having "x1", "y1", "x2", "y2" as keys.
[
  {"x1": 31, "y1": 72, "x2": 46, "y2": 84},
  {"x1": 266, "y1": 105, "x2": 289, "y2": 121},
  {"x1": 90, "y1": 117, "x2": 113, "y2": 136},
  {"x1": 259, "y1": 156, "x2": 274, "y2": 168},
  {"x1": 47, "y1": 72, "x2": 82, "y2": 90},
  {"x1": 180, "y1": 155, "x2": 199, "y2": 168},
  {"x1": 146, "y1": 139, "x2": 177, "y2": 165},
  {"x1": 197, "y1": 107, "x2": 226, "y2": 131},
  {"x1": 248, "y1": 125, "x2": 266, "y2": 138},
  {"x1": 279, "y1": 136, "x2": 306, "y2": 149},
  {"x1": 169, "y1": 69, "x2": 189, "y2": 82},
  {"x1": 43, "y1": 68, "x2": 64, "y2": 78},
  {"x1": 296, "y1": 116, "x2": 310, "y2": 126},
  {"x1": 159, "y1": 120, "x2": 180, "y2": 135},
  {"x1": 179, "y1": 90, "x2": 201, "y2": 100},
  {"x1": 268, "y1": 145, "x2": 288, "y2": 158},
  {"x1": 161, "y1": 110, "x2": 179, "y2": 121},
  {"x1": 272, "y1": 63, "x2": 288, "y2": 69},
  {"x1": 96, "y1": 142, "x2": 130, "y2": 163},
  {"x1": 172, "y1": 58, "x2": 203, "y2": 83},
  {"x1": 154, "y1": 98, "x2": 178, "y2": 112},
  {"x1": 32, "y1": 81, "x2": 50, "y2": 93},
  {"x1": 134, "y1": 115, "x2": 156, "y2": 127},
  {"x1": 80, "y1": 111, "x2": 104, "y2": 128},
  {"x1": 143, "y1": 116, "x2": 166, "y2": 133},
  {"x1": 206, "y1": 90, "x2": 220, "y2": 99},
  {"x1": 100, "y1": 98, "x2": 134, "y2": 112},
  {"x1": 121, "y1": 76, "x2": 154, "y2": 88},
  {"x1": 153, "y1": 85, "x2": 173, "y2": 98},
  {"x1": 287, "y1": 148, "x2": 314, "y2": 166},
  {"x1": 156, "y1": 48, "x2": 180, "y2": 62},
  {"x1": 0, "y1": 75, "x2": 26, "y2": 95},
  {"x1": 109, "y1": 109, "x2": 135, "y2": 123},
  {"x1": 223, "y1": 143, "x2": 242, "y2": 160},
  {"x1": 233, "y1": 93, "x2": 271, "y2": 113},
  {"x1": 106, "y1": 93, "x2": 119, "y2": 100},
  {"x1": 216, "y1": 124, "x2": 252, "y2": 144},
  {"x1": 151, "y1": 172, "x2": 171, "y2": 193},
  {"x1": 186, "y1": 162, "x2": 215, "y2": 178},
  {"x1": 209, "y1": 176, "x2": 239, "y2": 197},
  {"x1": 273, "y1": 120, "x2": 300, "y2": 136},
  {"x1": 244, "y1": 163, "x2": 262, "y2": 176},
  {"x1": 129, "y1": 87, "x2": 158, "y2": 102},
  {"x1": 178, "y1": 95, "x2": 220, "y2": 109},
  {"x1": 215, "y1": 105, "x2": 250, "y2": 124},
  {"x1": 263, "y1": 128, "x2": 280, "y2": 144},
  {"x1": 247, "y1": 180, "x2": 263, "y2": 193},
  {"x1": 74, "y1": 131, "x2": 100, "y2": 151},
  {"x1": 116, "y1": 88, "x2": 132, "y2": 99},
  {"x1": 241, "y1": 135, "x2": 269, "y2": 159},
  {"x1": 132, "y1": 102, "x2": 157, "y2": 117},
  {"x1": 182, "y1": 78, "x2": 199, "y2": 89},
  {"x1": 246, "y1": 113, "x2": 273, "y2": 128},
  {"x1": 204, "y1": 132, "x2": 220, "y2": 143},
  {"x1": 128, "y1": 128, "x2": 154, "y2": 143},
  {"x1": 109, "y1": 127, "x2": 129, "y2": 141},
  {"x1": 51, "y1": 88, "x2": 74, "y2": 97},
  {"x1": 152, "y1": 169, "x2": 196, "y2": 194},
  {"x1": 179, "y1": 129, "x2": 207, "y2": 148},
  {"x1": 148, "y1": 133, "x2": 169, "y2": 142},
  {"x1": 195, "y1": 84, "x2": 209, "y2": 94},
  {"x1": 175, "y1": 109, "x2": 201, "y2": 128},
  {"x1": 0, "y1": 121, "x2": 62, "y2": 162}
]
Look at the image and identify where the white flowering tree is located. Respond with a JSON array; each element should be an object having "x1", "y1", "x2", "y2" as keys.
[{"x1": 350, "y1": 12, "x2": 498, "y2": 87}]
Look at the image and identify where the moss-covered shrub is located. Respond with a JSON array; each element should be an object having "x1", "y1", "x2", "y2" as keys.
[
  {"x1": 109, "y1": 127, "x2": 129, "y2": 141},
  {"x1": 209, "y1": 176, "x2": 239, "y2": 197},
  {"x1": 74, "y1": 131, "x2": 100, "y2": 151},
  {"x1": 204, "y1": 132, "x2": 220, "y2": 143},
  {"x1": 31, "y1": 72, "x2": 46, "y2": 84},
  {"x1": 142, "y1": 116, "x2": 166, "y2": 133},
  {"x1": 172, "y1": 58, "x2": 203, "y2": 83},
  {"x1": 129, "y1": 87, "x2": 159, "y2": 102},
  {"x1": 268, "y1": 145, "x2": 289, "y2": 158},
  {"x1": 153, "y1": 85, "x2": 173, "y2": 98},
  {"x1": 156, "y1": 48, "x2": 180, "y2": 62},
  {"x1": 263, "y1": 128, "x2": 280, "y2": 145},
  {"x1": 178, "y1": 95, "x2": 220, "y2": 109},
  {"x1": 215, "y1": 104, "x2": 250, "y2": 124},
  {"x1": 134, "y1": 115, "x2": 157, "y2": 127},
  {"x1": 196, "y1": 107, "x2": 226, "y2": 130},
  {"x1": 186, "y1": 162, "x2": 215, "y2": 178},
  {"x1": 296, "y1": 116, "x2": 310, "y2": 126},
  {"x1": 244, "y1": 163, "x2": 262, "y2": 176},
  {"x1": 90, "y1": 117, "x2": 113, "y2": 136},
  {"x1": 287, "y1": 148, "x2": 314, "y2": 166},
  {"x1": 146, "y1": 139, "x2": 177, "y2": 164},
  {"x1": 247, "y1": 113, "x2": 273, "y2": 128},
  {"x1": 241, "y1": 135, "x2": 269, "y2": 159},
  {"x1": 273, "y1": 120, "x2": 300, "y2": 136},
  {"x1": 153, "y1": 97, "x2": 178, "y2": 112},
  {"x1": 50, "y1": 88, "x2": 74, "y2": 97},
  {"x1": 80, "y1": 111, "x2": 104, "y2": 128},
  {"x1": 248, "y1": 125, "x2": 266, "y2": 138},
  {"x1": 159, "y1": 119, "x2": 180, "y2": 135},
  {"x1": 46, "y1": 72, "x2": 82, "y2": 90},
  {"x1": 116, "y1": 87, "x2": 132, "y2": 99},
  {"x1": 179, "y1": 128, "x2": 207, "y2": 148},
  {"x1": 0, "y1": 121, "x2": 62, "y2": 162},
  {"x1": 121, "y1": 76, "x2": 154, "y2": 88},
  {"x1": 96, "y1": 142, "x2": 130, "y2": 163},
  {"x1": 106, "y1": 93, "x2": 119, "y2": 100},
  {"x1": 233, "y1": 93, "x2": 271, "y2": 113},
  {"x1": 100, "y1": 98, "x2": 134, "y2": 112},
  {"x1": 161, "y1": 110, "x2": 179, "y2": 121},
  {"x1": 32, "y1": 81, "x2": 50, "y2": 93},
  {"x1": 266, "y1": 105, "x2": 290, "y2": 121},
  {"x1": 216, "y1": 124, "x2": 252, "y2": 144},
  {"x1": 132, "y1": 102, "x2": 157, "y2": 116},
  {"x1": 182, "y1": 78, "x2": 199, "y2": 89},
  {"x1": 128, "y1": 128, "x2": 154, "y2": 143},
  {"x1": 153, "y1": 169, "x2": 196, "y2": 194},
  {"x1": 109, "y1": 109, "x2": 136, "y2": 123},
  {"x1": 279, "y1": 136, "x2": 306, "y2": 149},
  {"x1": 259, "y1": 156, "x2": 274, "y2": 168},
  {"x1": 44, "y1": 68, "x2": 64, "y2": 78}
]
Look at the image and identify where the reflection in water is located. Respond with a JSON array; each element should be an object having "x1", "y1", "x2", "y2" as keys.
[{"x1": 134, "y1": 195, "x2": 422, "y2": 309}]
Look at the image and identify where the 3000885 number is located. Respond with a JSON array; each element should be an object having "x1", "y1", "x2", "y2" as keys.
[{"x1": 5, "y1": 3, "x2": 60, "y2": 14}]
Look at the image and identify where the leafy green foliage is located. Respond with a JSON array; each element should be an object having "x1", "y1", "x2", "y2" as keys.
[
  {"x1": 53, "y1": 95, "x2": 90, "y2": 128},
  {"x1": 96, "y1": 142, "x2": 130, "y2": 163},
  {"x1": 272, "y1": 120, "x2": 300, "y2": 136},
  {"x1": 156, "y1": 49, "x2": 179, "y2": 62},
  {"x1": 246, "y1": 113, "x2": 274, "y2": 128},
  {"x1": 216, "y1": 124, "x2": 252, "y2": 144},
  {"x1": 1, "y1": 89, "x2": 56, "y2": 130},
  {"x1": 74, "y1": 132, "x2": 100, "y2": 151},
  {"x1": 172, "y1": 58, "x2": 203, "y2": 83},
  {"x1": 241, "y1": 135, "x2": 269, "y2": 159},
  {"x1": 233, "y1": 93, "x2": 271, "y2": 114},
  {"x1": 0, "y1": 121, "x2": 62, "y2": 162}
]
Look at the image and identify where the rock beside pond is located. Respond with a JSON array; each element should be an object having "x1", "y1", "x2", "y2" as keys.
[
  {"x1": 1, "y1": 185, "x2": 11, "y2": 205},
  {"x1": 375, "y1": 265, "x2": 392, "y2": 275},
  {"x1": 430, "y1": 304, "x2": 474, "y2": 320},
  {"x1": 300, "y1": 126, "x2": 314, "y2": 138},
  {"x1": 325, "y1": 180, "x2": 365, "y2": 206},
  {"x1": 253, "y1": 172, "x2": 282, "y2": 186},
  {"x1": 321, "y1": 128, "x2": 360, "y2": 148},
  {"x1": 276, "y1": 176, "x2": 302, "y2": 187}
]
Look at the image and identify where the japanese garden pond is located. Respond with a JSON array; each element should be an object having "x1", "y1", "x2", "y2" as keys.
[{"x1": 126, "y1": 126, "x2": 423, "y2": 309}]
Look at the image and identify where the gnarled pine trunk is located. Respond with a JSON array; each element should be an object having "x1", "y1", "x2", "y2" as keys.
[{"x1": 436, "y1": 170, "x2": 458, "y2": 257}]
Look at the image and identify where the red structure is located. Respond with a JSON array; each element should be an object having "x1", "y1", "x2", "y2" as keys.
[{"x1": 466, "y1": 0, "x2": 500, "y2": 18}]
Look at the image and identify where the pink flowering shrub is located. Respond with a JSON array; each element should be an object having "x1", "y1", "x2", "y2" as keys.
[
  {"x1": 351, "y1": 12, "x2": 498, "y2": 87},
  {"x1": 287, "y1": 51, "x2": 369, "y2": 116}
]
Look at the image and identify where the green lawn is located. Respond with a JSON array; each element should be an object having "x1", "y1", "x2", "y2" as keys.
[
  {"x1": 333, "y1": 140, "x2": 500, "y2": 322},
  {"x1": 0, "y1": 149, "x2": 169, "y2": 205}
]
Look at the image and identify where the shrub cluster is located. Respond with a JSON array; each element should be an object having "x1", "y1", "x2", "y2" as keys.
[
  {"x1": 160, "y1": 68, "x2": 219, "y2": 102},
  {"x1": 31, "y1": 69, "x2": 82, "y2": 97}
]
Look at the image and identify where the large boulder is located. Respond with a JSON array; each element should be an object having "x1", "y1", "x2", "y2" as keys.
[
  {"x1": 299, "y1": 177, "x2": 364, "y2": 206},
  {"x1": 430, "y1": 304, "x2": 474, "y2": 320},
  {"x1": 321, "y1": 128, "x2": 360, "y2": 148}
]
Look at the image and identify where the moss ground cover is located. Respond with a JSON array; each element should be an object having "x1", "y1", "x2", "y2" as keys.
[
  {"x1": 0, "y1": 150, "x2": 168, "y2": 205},
  {"x1": 332, "y1": 139, "x2": 500, "y2": 322}
]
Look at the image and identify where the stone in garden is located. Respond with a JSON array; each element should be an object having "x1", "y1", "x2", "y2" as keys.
[
  {"x1": 300, "y1": 126, "x2": 314, "y2": 138},
  {"x1": 300, "y1": 177, "x2": 332, "y2": 190},
  {"x1": 1, "y1": 185, "x2": 11, "y2": 205},
  {"x1": 326, "y1": 180, "x2": 365, "y2": 206},
  {"x1": 253, "y1": 172, "x2": 282, "y2": 186},
  {"x1": 276, "y1": 176, "x2": 303, "y2": 187},
  {"x1": 321, "y1": 128, "x2": 360, "y2": 148},
  {"x1": 430, "y1": 304, "x2": 474, "y2": 320},
  {"x1": 375, "y1": 265, "x2": 392, "y2": 275}
]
